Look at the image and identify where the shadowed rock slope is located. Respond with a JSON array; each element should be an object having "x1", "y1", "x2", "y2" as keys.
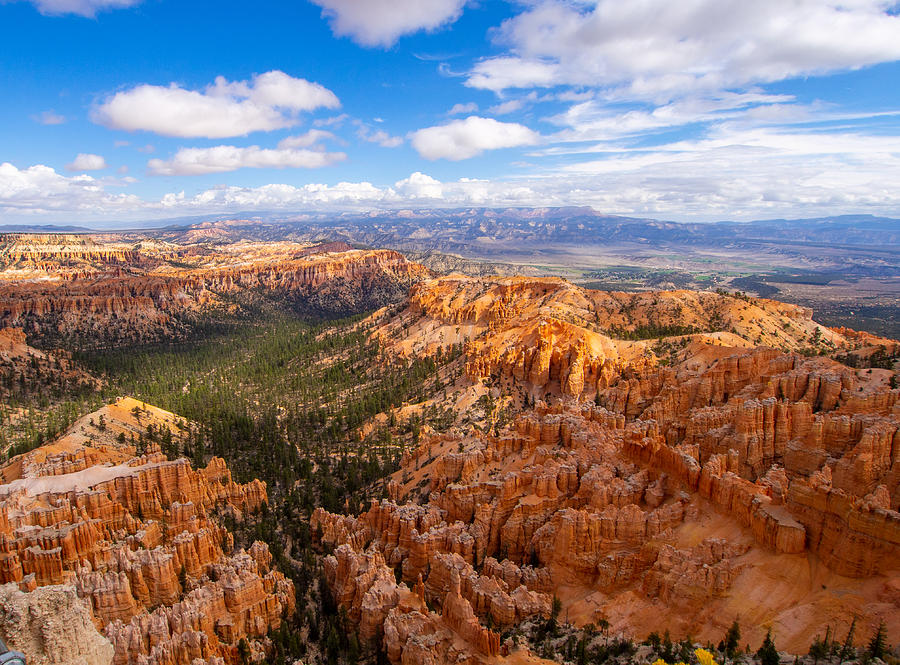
[{"x1": 0, "y1": 236, "x2": 429, "y2": 348}]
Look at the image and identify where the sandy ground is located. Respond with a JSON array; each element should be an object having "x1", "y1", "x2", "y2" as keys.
[{"x1": 0, "y1": 459, "x2": 159, "y2": 497}]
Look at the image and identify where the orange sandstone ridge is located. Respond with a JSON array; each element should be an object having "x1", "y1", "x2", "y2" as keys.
[
  {"x1": 0, "y1": 237, "x2": 430, "y2": 346},
  {"x1": 0, "y1": 234, "x2": 143, "y2": 272},
  {"x1": 315, "y1": 276, "x2": 899, "y2": 663},
  {"x1": 0, "y1": 397, "x2": 294, "y2": 665},
  {"x1": 378, "y1": 277, "x2": 896, "y2": 396}
]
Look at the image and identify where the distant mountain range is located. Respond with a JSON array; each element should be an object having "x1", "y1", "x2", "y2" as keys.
[
  {"x1": 154, "y1": 207, "x2": 900, "y2": 246},
  {"x1": 5, "y1": 208, "x2": 900, "y2": 242},
  {"x1": 4, "y1": 208, "x2": 898, "y2": 274},
  {"x1": 145, "y1": 208, "x2": 899, "y2": 274},
  {"x1": 0, "y1": 224, "x2": 95, "y2": 233}
]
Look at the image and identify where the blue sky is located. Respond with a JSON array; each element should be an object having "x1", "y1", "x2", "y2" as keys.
[{"x1": 2, "y1": 0, "x2": 900, "y2": 225}]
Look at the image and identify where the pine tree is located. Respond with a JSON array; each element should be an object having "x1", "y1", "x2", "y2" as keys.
[
  {"x1": 237, "y1": 638, "x2": 250, "y2": 665},
  {"x1": 723, "y1": 619, "x2": 742, "y2": 665},
  {"x1": 756, "y1": 630, "x2": 779, "y2": 665},
  {"x1": 866, "y1": 621, "x2": 887, "y2": 662},
  {"x1": 809, "y1": 635, "x2": 828, "y2": 665},
  {"x1": 598, "y1": 617, "x2": 610, "y2": 646},
  {"x1": 840, "y1": 617, "x2": 857, "y2": 664}
]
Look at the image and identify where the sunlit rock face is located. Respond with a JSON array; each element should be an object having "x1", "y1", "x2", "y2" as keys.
[
  {"x1": 0, "y1": 397, "x2": 294, "y2": 665},
  {"x1": 317, "y1": 276, "x2": 899, "y2": 663}
]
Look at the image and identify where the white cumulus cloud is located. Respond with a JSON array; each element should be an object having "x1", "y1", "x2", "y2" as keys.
[
  {"x1": 310, "y1": 0, "x2": 468, "y2": 47},
  {"x1": 66, "y1": 153, "x2": 108, "y2": 171},
  {"x1": 92, "y1": 70, "x2": 339, "y2": 138},
  {"x1": 158, "y1": 180, "x2": 390, "y2": 210},
  {"x1": 7, "y1": 152, "x2": 900, "y2": 222},
  {"x1": 394, "y1": 172, "x2": 443, "y2": 199},
  {"x1": 0, "y1": 162, "x2": 138, "y2": 214},
  {"x1": 468, "y1": 0, "x2": 900, "y2": 98},
  {"x1": 410, "y1": 116, "x2": 539, "y2": 160}
]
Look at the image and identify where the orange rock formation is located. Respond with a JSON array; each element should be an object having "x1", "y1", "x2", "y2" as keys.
[
  {"x1": 378, "y1": 276, "x2": 896, "y2": 399},
  {"x1": 0, "y1": 237, "x2": 429, "y2": 345},
  {"x1": 317, "y1": 276, "x2": 899, "y2": 662},
  {"x1": 0, "y1": 398, "x2": 294, "y2": 665}
]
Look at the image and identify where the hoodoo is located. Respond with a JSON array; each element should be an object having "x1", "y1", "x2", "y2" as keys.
[
  {"x1": 0, "y1": 398, "x2": 293, "y2": 665},
  {"x1": 315, "y1": 276, "x2": 899, "y2": 661}
]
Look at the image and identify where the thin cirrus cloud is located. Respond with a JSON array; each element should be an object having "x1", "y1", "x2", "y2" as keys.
[
  {"x1": 363, "y1": 130, "x2": 404, "y2": 148},
  {"x1": 410, "y1": 116, "x2": 539, "y2": 160},
  {"x1": 545, "y1": 92, "x2": 798, "y2": 145},
  {"x1": 356, "y1": 122, "x2": 404, "y2": 147},
  {"x1": 277, "y1": 129, "x2": 337, "y2": 149},
  {"x1": 488, "y1": 98, "x2": 527, "y2": 115},
  {"x1": 14, "y1": 0, "x2": 140, "y2": 17},
  {"x1": 66, "y1": 153, "x2": 107, "y2": 171},
  {"x1": 309, "y1": 0, "x2": 468, "y2": 47},
  {"x1": 147, "y1": 140, "x2": 346, "y2": 177},
  {"x1": 447, "y1": 102, "x2": 478, "y2": 115},
  {"x1": 92, "y1": 71, "x2": 340, "y2": 139},
  {"x1": 32, "y1": 110, "x2": 66, "y2": 125},
  {"x1": 467, "y1": 0, "x2": 900, "y2": 97}
]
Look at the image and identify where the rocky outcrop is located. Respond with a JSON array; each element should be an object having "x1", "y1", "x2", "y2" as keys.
[
  {"x1": 0, "y1": 581, "x2": 114, "y2": 665},
  {"x1": 378, "y1": 276, "x2": 892, "y2": 402},
  {"x1": 0, "y1": 240, "x2": 430, "y2": 347},
  {"x1": 319, "y1": 280, "x2": 899, "y2": 656},
  {"x1": 0, "y1": 399, "x2": 294, "y2": 665},
  {"x1": 0, "y1": 234, "x2": 140, "y2": 271},
  {"x1": 321, "y1": 544, "x2": 504, "y2": 665}
]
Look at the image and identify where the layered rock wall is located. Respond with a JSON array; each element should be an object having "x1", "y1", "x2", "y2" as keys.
[{"x1": 0, "y1": 243, "x2": 429, "y2": 346}]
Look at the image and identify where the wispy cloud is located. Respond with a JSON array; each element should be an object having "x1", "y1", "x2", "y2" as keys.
[
  {"x1": 14, "y1": 0, "x2": 140, "y2": 17},
  {"x1": 354, "y1": 122, "x2": 403, "y2": 148},
  {"x1": 447, "y1": 102, "x2": 478, "y2": 115},
  {"x1": 31, "y1": 110, "x2": 66, "y2": 125}
]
